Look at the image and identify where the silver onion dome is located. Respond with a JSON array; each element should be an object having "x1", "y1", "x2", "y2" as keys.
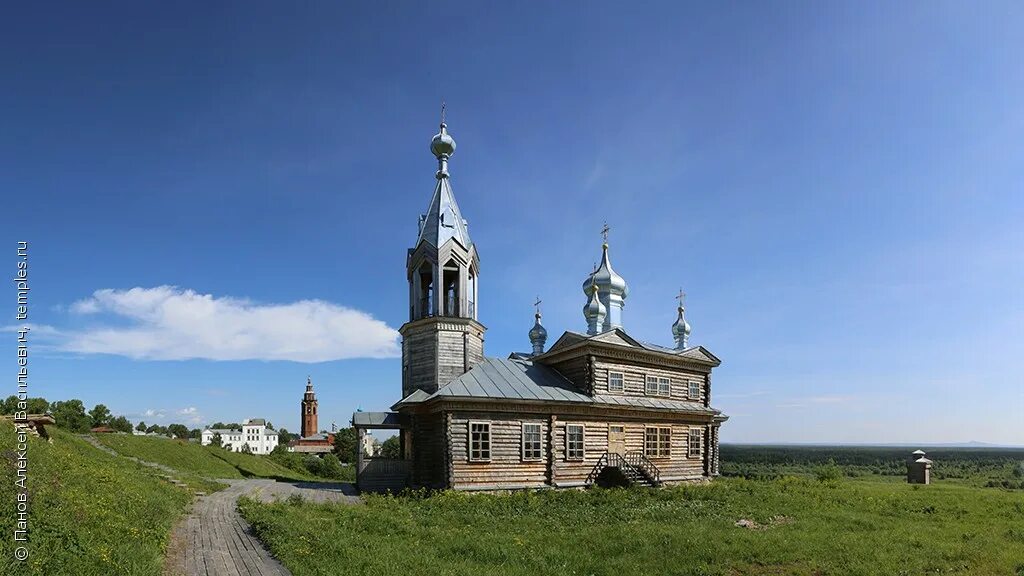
[
  {"x1": 672, "y1": 306, "x2": 691, "y2": 349},
  {"x1": 529, "y1": 313, "x2": 547, "y2": 342},
  {"x1": 529, "y1": 312, "x2": 548, "y2": 355},
  {"x1": 582, "y1": 243, "x2": 628, "y2": 299},
  {"x1": 583, "y1": 277, "x2": 607, "y2": 335},
  {"x1": 430, "y1": 123, "x2": 456, "y2": 159}
]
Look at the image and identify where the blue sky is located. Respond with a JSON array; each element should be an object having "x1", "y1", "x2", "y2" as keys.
[{"x1": 4, "y1": 2, "x2": 1022, "y2": 443}]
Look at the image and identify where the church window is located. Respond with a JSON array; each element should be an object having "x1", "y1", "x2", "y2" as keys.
[
  {"x1": 688, "y1": 429, "x2": 702, "y2": 457},
  {"x1": 522, "y1": 423, "x2": 542, "y2": 461},
  {"x1": 646, "y1": 376, "x2": 671, "y2": 397},
  {"x1": 468, "y1": 422, "x2": 491, "y2": 462},
  {"x1": 645, "y1": 426, "x2": 671, "y2": 458},
  {"x1": 608, "y1": 372, "x2": 624, "y2": 393},
  {"x1": 565, "y1": 424, "x2": 585, "y2": 460},
  {"x1": 688, "y1": 380, "x2": 700, "y2": 400}
]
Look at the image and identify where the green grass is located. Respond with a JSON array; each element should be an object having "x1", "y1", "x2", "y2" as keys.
[
  {"x1": 0, "y1": 420, "x2": 193, "y2": 575},
  {"x1": 94, "y1": 433, "x2": 317, "y2": 481},
  {"x1": 239, "y1": 477, "x2": 1024, "y2": 576}
]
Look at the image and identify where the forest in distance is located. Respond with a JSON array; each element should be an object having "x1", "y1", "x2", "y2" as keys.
[{"x1": 720, "y1": 443, "x2": 1024, "y2": 488}]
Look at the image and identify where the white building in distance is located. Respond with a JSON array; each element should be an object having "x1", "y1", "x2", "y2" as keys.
[{"x1": 201, "y1": 418, "x2": 279, "y2": 455}]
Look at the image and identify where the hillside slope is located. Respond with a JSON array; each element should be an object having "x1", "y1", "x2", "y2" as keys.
[
  {"x1": 94, "y1": 433, "x2": 317, "y2": 481},
  {"x1": 0, "y1": 420, "x2": 192, "y2": 575}
]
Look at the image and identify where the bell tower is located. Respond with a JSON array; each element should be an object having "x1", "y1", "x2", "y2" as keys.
[
  {"x1": 400, "y1": 114, "x2": 486, "y2": 398},
  {"x1": 300, "y1": 376, "x2": 318, "y2": 438}
]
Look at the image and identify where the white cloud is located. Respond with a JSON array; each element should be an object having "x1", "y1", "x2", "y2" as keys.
[{"x1": 59, "y1": 286, "x2": 400, "y2": 362}]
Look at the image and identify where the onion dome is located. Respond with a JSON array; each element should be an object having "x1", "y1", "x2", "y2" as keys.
[
  {"x1": 529, "y1": 311, "x2": 548, "y2": 355},
  {"x1": 582, "y1": 243, "x2": 628, "y2": 300},
  {"x1": 672, "y1": 305, "x2": 691, "y2": 350},
  {"x1": 583, "y1": 277, "x2": 607, "y2": 335},
  {"x1": 430, "y1": 122, "x2": 456, "y2": 159}
]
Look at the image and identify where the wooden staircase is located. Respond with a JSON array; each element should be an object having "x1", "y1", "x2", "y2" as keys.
[{"x1": 586, "y1": 450, "x2": 662, "y2": 487}]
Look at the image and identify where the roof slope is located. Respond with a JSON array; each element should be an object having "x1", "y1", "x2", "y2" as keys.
[
  {"x1": 394, "y1": 357, "x2": 717, "y2": 414},
  {"x1": 416, "y1": 176, "x2": 472, "y2": 250}
]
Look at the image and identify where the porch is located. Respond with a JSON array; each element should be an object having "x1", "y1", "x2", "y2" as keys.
[{"x1": 352, "y1": 411, "x2": 411, "y2": 493}]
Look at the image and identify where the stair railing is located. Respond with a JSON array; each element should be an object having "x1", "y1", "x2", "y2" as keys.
[{"x1": 625, "y1": 450, "x2": 662, "y2": 485}]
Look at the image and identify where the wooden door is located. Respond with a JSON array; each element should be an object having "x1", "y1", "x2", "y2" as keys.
[{"x1": 608, "y1": 425, "x2": 625, "y2": 455}]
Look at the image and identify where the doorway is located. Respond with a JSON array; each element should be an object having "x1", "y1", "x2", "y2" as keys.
[{"x1": 608, "y1": 425, "x2": 625, "y2": 455}]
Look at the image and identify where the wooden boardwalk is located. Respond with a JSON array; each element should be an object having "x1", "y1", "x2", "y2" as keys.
[
  {"x1": 168, "y1": 479, "x2": 359, "y2": 576},
  {"x1": 77, "y1": 434, "x2": 358, "y2": 576}
]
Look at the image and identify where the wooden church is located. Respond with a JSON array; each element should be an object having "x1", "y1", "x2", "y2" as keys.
[{"x1": 353, "y1": 117, "x2": 728, "y2": 492}]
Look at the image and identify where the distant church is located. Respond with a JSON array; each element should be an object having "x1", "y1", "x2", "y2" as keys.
[{"x1": 352, "y1": 116, "x2": 728, "y2": 492}]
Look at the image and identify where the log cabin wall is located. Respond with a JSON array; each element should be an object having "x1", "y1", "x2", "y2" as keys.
[
  {"x1": 590, "y1": 359, "x2": 707, "y2": 403},
  {"x1": 448, "y1": 411, "x2": 549, "y2": 490},
  {"x1": 402, "y1": 327, "x2": 438, "y2": 397},
  {"x1": 440, "y1": 405, "x2": 711, "y2": 489},
  {"x1": 545, "y1": 356, "x2": 589, "y2": 392},
  {"x1": 550, "y1": 419, "x2": 706, "y2": 485}
]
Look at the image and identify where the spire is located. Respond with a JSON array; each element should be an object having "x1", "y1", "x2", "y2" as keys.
[
  {"x1": 529, "y1": 296, "x2": 547, "y2": 355},
  {"x1": 672, "y1": 288, "x2": 691, "y2": 349},
  {"x1": 581, "y1": 222, "x2": 628, "y2": 332},
  {"x1": 583, "y1": 270, "x2": 607, "y2": 335},
  {"x1": 417, "y1": 114, "x2": 472, "y2": 250}
]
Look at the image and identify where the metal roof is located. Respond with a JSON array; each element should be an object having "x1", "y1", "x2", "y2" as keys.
[
  {"x1": 396, "y1": 357, "x2": 717, "y2": 415},
  {"x1": 352, "y1": 411, "x2": 407, "y2": 429},
  {"x1": 416, "y1": 172, "x2": 472, "y2": 250}
]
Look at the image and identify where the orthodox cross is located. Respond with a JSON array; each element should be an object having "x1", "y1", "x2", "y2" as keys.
[
  {"x1": 440, "y1": 100, "x2": 446, "y2": 124},
  {"x1": 601, "y1": 222, "x2": 610, "y2": 243},
  {"x1": 533, "y1": 296, "x2": 542, "y2": 315},
  {"x1": 676, "y1": 288, "x2": 686, "y2": 309}
]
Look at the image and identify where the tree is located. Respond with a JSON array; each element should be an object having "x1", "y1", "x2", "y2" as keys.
[
  {"x1": 27, "y1": 397, "x2": 50, "y2": 414},
  {"x1": 189, "y1": 428, "x2": 201, "y2": 439},
  {"x1": 0, "y1": 396, "x2": 49, "y2": 415},
  {"x1": 380, "y1": 435, "x2": 401, "y2": 459},
  {"x1": 88, "y1": 404, "x2": 112, "y2": 428},
  {"x1": 332, "y1": 427, "x2": 358, "y2": 464},
  {"x1": 265, "y1": 421, "x2": 275, "y2": 430},
  {"x1": 210, "y1": 432, "x2": 222, "y2": 448},
  {"x1": 136, "y1": 421, "x2": 147, "y2": 433},
  {"x1": 167, "y1": 423, "x2": 190, "y2": 440},
  {"x1": 109, "y1": 415, "x2": 133, "y2": 433},
  {"x1": 51, "y1": 399, "x2": 91, "y2": 432},
  {"x1": 240, "y1": 443, "x2": 253, "y2": 454},
  {"x1": 277, "y1": 428, "x2": 294, "y2": 444}
]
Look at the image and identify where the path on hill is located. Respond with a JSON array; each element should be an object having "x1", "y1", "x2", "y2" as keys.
[
  {"x1": 79, "y1": 434, "x2": 358, "y2": 576},
  {"x1": 169, "y1": 479, "x2": 359, "y2": 576},
  {"x1": 80, "y1": 434, "x2": 197, "y2": 491}
]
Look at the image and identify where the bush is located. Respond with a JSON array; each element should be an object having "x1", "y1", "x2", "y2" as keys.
[{"x1": 816, "y1": 459, "x2": 843, "y2": 483}]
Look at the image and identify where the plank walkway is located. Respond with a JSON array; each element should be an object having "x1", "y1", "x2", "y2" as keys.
[
  {"x1": 78, "y1": 434, "x2": 359, "y2": 576},
  {"x1": 173, "y1": 479, "x2": 359, "y2": 576}
]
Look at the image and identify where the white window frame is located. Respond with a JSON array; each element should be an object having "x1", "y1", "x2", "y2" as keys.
[
  {"x1": 521, "y1": 422, "x2": 543, "y2": 461},
  {"x1": 608, "y1": 371, "x2": 624, "y2": 393},
  {"x1": 688, "y1": 380, "x2": 701, "y2": 400},
  {"x1": 688, "y1": 428, "x2": 702, "y2": 458},
  {"x1": 646, "y1": 375, "x2": 671, "y2": 397},
  {"x1": 468, "y1": 421, "x2": 491, "y2": 462},
  {"x1": 565, "y1": 424, "x2": 585, "y2": 461},
  {"x1": 644, "y1": 426, "x2": 672, "y2": 459}
]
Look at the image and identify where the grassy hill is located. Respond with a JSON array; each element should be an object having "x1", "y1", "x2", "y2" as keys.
[
  {"x1": 0, "y1": 420, "x2": 193, "y2": 575},
  {"x1": 93, "y1": 433, "x2": 318, "y2": 481}
]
